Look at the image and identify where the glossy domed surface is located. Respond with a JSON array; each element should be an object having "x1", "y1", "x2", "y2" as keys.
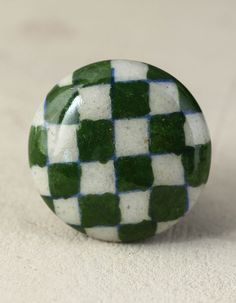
[{"x1": 29, "y1": 60, "x2": 211, "y2": 242}]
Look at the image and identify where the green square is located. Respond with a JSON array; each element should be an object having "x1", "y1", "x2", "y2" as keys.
[
  {"x1": 73, "y1": 61, "x2": 112, "y2": 87},
  {"x1": 69, "y1": 224, "x2": 86, "y2": 234},
  {"x1": 28, "y1": 126, "x2": 47, "y2": 167},
  {"x1": 177, "y1": 82, "x2": 201, "y2": 113},
  {"x1": 115, "y1": 156, "x2": 154, "y2": 192},
  {"x1": 150, "y1": 113, "x2": 185, "y2": 155},
  {"x1": 182, "y1": 142, "x2": 211, "y2": 187},
  {"x1": 147, "y1": 64, "x2": 174, "y2": 81},
  {"x1": 77, "y1": 120, "x2": 113, "y2": 163},
  {"x1": 48, "y1": 163, "x2": 80, "y2": 198},
  {"x1": 45, "y1": 85, "x2": 79, "y2": 124},
  {"x1": 119, "y1": 220, "x2": 157, "y2": 242},
  {"x1": 111, "y1": 81, "x2": 149, "y2": 119},
  {"x1": 79, "y1": 193, "x2": 120, "y2": 227},
  {"x1": 41, "y1": 195, "x2": 55, "y2": 212},
  {"x1": 149, "y1": 186, "x2": 187, "y2": 222}
]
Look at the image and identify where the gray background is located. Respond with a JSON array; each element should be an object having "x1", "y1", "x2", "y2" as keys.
[{"x1": 0, "y1": 0, "x2": 235, "y2": 302}]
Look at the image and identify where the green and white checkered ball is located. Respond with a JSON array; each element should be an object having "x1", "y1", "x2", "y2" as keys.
[{"x1": 28, "y1": 60, "x2": 211, "y2": 242}]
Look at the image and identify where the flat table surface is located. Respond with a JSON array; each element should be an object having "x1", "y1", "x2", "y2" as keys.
[{"x1": 0, "y1": 1, "x2": 235, "y2": 302}]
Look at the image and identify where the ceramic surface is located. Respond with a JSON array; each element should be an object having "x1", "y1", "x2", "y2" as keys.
[{"x1": 28, "y1": 60, "x2": 211, "y2": 242}]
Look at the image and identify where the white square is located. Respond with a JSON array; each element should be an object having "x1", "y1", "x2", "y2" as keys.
[
  {"x1": 53, "y1": 197, "x2": 81, "y2": 225},
  {"x1": 149, "y1": 82, "x2": 180, "y2": 114},
  {"x1": 111, "y1": 60, "x2": 148, "y2": 82},
  {"x1": 119, "y1": 191, "x2": 150, "y2": 224},
  {"x1": 187, "y1": 185, "x2": 204, "y2": 210},
  {"x1": 32, "y1": 103, "x2": 44, "y2": 127},
  {"x1": 58, "y1": 74, "x2": 73, "y2": 87},
  {"x1": 115, "y1": 118, "x2": 149, "y2": 157},
  {"x1": 184, "y1": 113, "x2": 210, "y2": 146},
  {"x1": 78, "y1": 84, "x2": 112, "y2": 120},
  {"x1": 80, "y1": 161, "x2": 115, "y2": 195},
  {"x1": 47, "y1": 125, "x2": 78, "y2": 164},
  {"x1": 31, "y1": 166, "x2": 50, "y2": 196},
  {"x1": 85, "y1": 226, "x2": 119, "y2": 242},
  {"x1": 152, "y1": 154, "x2": 185, "y2": 186}
]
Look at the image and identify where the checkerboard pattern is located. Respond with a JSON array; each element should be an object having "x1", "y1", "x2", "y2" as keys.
[{"x1": 28, "y1": 60, "x2": 211, "y2": 242}]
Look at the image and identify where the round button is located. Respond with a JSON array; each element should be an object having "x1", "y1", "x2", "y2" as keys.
[{"x1": 28, "y1": 60, "x2": 211, "y2": 242}]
